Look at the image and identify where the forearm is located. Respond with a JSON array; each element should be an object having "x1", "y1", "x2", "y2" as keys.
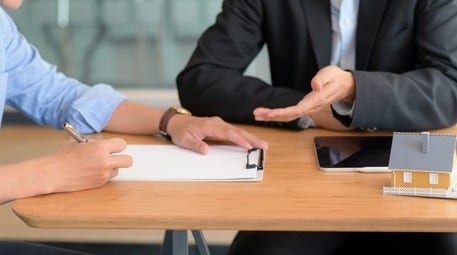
[
  {"x1": 103, "y1": 100, "x2": 165, "y2": 135},
  {"x1": 178, "y1": 68, "x2": 305, "y2": 128},
  {"x1": 352, "y1": 70, "x2": 457, "y2": 131},
  {"x1": 0, "y1": 158, "x2": 49, "y2": 204}
]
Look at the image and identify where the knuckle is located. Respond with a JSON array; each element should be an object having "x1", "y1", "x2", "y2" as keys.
[
  {"x1": 114, "y1": 137, "x2": 127, "y2": 148},
  {"x1": 209, "y1": 116, "x2": 223, "y2": 123}
]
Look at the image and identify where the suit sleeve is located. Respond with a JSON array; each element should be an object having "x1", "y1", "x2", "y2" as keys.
[
  {"x1": 351, "y1": 0, "x2": 457, "y2": 131},
  {"x1": 176, "y1": 0, "x2": 304, "y2": 129}
]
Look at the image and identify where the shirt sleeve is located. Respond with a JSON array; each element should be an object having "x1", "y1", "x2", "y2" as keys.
[
  {"x1": 1, "y1": 8, "x2": 126, "y2": 133},
  {"x1": 297, "y1": 116, "x2": 316, "y2": 129},
  {"x1": 330, "y1": 101, "x2": 355, "y2": 127},
  {"x1": 332, "y1": 101, "x2": 355, "y2": 117}
]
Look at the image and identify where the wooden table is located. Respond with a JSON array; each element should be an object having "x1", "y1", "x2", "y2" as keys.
[{"x1": 7, "y1": 124, "x2": 457, "y2": 253}]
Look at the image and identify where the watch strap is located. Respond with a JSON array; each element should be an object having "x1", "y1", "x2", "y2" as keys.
[
  {"x1": 159, "y1": 106, "x2": 191, "y2": 139},
  {"x1": 159, "y1": 107, "x2": 179, "y2": 139}
]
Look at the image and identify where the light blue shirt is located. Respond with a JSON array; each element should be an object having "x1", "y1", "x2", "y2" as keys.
[
  {"x1": 330, "y1": 0, "x2": 359, "y2": 117},
  {"x1": 0, "y1": 7, "x2": 126, "y2": 133},
  {"x1": 330, "y1": 0, "x2": 359, "y2": 70}
]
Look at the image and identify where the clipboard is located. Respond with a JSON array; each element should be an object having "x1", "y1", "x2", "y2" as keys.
[{"x1": 112, "y1": 145, "x2": 265, "y2": 181}]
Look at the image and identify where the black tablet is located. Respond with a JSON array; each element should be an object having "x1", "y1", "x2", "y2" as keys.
[{"x1": 313, "y1": 135, "x2": 393, "y2": 172}]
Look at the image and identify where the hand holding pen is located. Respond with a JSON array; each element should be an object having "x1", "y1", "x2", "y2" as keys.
[{"x1": 48, "y1": 122, "x2": 133, "y2": 193}]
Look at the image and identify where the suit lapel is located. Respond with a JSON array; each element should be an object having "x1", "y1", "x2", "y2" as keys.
[
  {"x1": 356, "y1": 0, "x2": 389, "y2": 69},
  {"x1": 301, "y1": 0, "x2": 331, "y2": 68}
]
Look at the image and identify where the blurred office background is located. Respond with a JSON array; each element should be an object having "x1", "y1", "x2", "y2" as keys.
[
  {"x1": 1, "y1": 1, "x2": 270, "y2": 254},
  {"x1": 6, "y1": 0, "x2": 270, "y2": 106}
]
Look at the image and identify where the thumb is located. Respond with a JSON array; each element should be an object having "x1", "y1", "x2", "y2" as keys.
[
  {"x1": 311, "y1": 67, "x2": 334, "y2": 91},
  {"x1": 310, "y1": 76, "x2": 326, "y2": 91}
]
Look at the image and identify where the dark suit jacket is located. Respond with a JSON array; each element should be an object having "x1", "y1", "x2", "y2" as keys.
[{"x1": 177, "y1": 0, "x2": 457, "y2": 131}]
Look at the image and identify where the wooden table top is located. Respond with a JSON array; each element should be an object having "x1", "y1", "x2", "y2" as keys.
[{"x1": 7, "y1": 124, "x2": 457, "y2": 232}]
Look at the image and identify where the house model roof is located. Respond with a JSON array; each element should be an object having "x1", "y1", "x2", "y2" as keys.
[{"x1": 388, "y1": 132, "x2": 457, "y2": 173}]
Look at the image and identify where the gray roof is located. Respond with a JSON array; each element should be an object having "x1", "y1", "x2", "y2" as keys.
[{"x1": 388, "y1": 132, "x2": 457, "y2": 173}]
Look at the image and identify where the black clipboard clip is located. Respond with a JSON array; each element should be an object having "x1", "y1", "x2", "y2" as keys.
[{"x1": 246, "y1": 148, "x2": 264, "y2": 170}]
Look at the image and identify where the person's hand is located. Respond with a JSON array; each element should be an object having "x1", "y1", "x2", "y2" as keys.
[
  {"x1": 253, "y1": 65, "x2": 355, "y2": 122},
  {"x1": 41, "y1": 138, "x2": 133, "y2": 194},
  {"x1": 166, "y1": 115, "x2": 269, "y2": 154}
]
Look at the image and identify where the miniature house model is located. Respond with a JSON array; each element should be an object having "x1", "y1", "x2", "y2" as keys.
[{"x1": 383, "y1": 132, "x2": 457, "y2": 198}]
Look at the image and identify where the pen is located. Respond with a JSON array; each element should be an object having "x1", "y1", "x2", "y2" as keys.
[{"x1": 63, "y1": 122, "x2": 88, "y2": 143}]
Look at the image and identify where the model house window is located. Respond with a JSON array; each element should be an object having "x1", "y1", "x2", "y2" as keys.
[
  {"x1": 403, "y1": 172, "x2": 413, "y2": 183},
  {"x1": 429, "y1": 173, "x2": 439, "y2": 184}
]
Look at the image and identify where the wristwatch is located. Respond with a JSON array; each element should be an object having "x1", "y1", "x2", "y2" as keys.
[{"x1": 159, "y1": 105, "x2": 192, "y2": 139}]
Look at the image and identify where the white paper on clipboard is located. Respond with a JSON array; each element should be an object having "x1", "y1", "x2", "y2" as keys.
[{"x1": 112, "y1": 145, "x2": 264, "y2": 181}]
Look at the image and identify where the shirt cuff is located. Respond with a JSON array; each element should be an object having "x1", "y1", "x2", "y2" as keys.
[
  {"x1": 297, "y1": 116, "x2": 316, "y2": 129},
  {"x1": 67, "y1": 84, "x2": 127, "y2": 133},
  {"x1": 332, "y1": 101, "x2": 355, "y2": 117},
  {"x1": 331, "y1": 101, "x2": 355, "y2": 127}
]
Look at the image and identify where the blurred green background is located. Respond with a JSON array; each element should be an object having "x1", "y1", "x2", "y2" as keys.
[{"x1": 6, "y1": 0, "x2": 269, "y2": 91}]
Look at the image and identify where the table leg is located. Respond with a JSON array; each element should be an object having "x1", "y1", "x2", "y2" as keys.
[
  {"x1": 192, "y1": 230, "x2": 211, "y2": 255},
  {"x1": 160, "y1": 230, "x2": 188, "y2": 255},
  {"x1": 159, "y1": 230, "x2": 211, "y2": 255}
]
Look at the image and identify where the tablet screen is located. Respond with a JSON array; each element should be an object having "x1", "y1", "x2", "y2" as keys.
[{"x1": 313, "y1": 136, "x2": 393, "y2": 172}]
